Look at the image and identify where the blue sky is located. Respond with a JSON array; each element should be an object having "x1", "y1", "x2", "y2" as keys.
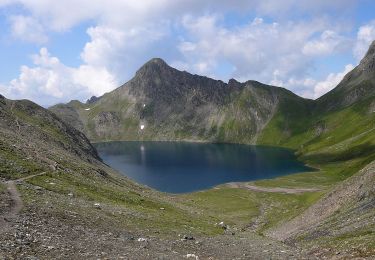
[{"x1": 0, "y1": 0, "x2": 375, "y2": 106}]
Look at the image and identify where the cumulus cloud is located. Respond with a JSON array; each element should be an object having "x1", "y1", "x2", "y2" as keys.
[
  {"x1": 273, "y1": 63, "x2": 355, "y2": 99},
  {"x1": 255, "y1": 0, "x2": 356, "y2": 17},
  {"x1": 10, "y1": 15, "x2": 48, "y2": 43},
  {"x1": 0, "y1": 0, "x2": 357, "y2": 31},
  {"x1": 0, "y1": 0, "x2": 367, "y2": 104},
  {"x1": 311, "y1": 64, "x2": 354, "y2": 98},
  {"x1": 2, "y1": 48, "x2": 118, "y2": 106},
  {"x1": 176, "y1": 15, "x2": 345, "y2": 90},
  {"x1": 302, "y1": 30, "x2": 350, "y2": 56},
  {"x1": 353, "y1": 20, "x2": 375, "y2": 61},
  {"x1": 80, "y1": 23, "x2": 168, "y2": 78}
]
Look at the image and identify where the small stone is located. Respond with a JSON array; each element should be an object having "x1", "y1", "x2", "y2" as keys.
[
  {"x1": 183, "y1": 235, "x2": 195, "y2": 240},
  {"x1": 218, "y1": 221, "x2": 227, "y2": 230}
]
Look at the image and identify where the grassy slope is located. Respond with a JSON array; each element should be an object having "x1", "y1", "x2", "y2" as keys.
[
  {"x1": 0, "y1": 98, "x2": 224, "y2": 237},
  {"x1": 181, "y1": 186, "x2": 324, "y2": 235},
  {"x1": 21, "y1": 170, "x2": 223, "y2": 237},
  {"x1": 258, "y1": 95, "x2": 375, "y2": 173},
  {"x1": 251, "y1": 94, "x2": 375, "y2": 253}
]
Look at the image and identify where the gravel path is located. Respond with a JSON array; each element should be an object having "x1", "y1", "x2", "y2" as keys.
[
  {"x1": 0, "y1": 181, "x2": 23, "y2": 234},
  {"x1": 227, "y1": 182, "x2": 320, "y2": 194},
  {"x1": 0, "y1": 172, "x2": 47, "y2": 234}
]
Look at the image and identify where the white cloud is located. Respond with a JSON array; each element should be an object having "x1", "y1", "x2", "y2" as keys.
[
  {"x1": 255, "y1": 0, "x2": 356, "y2": 17},
  {"x1": 0, "y1": 0, "x2": 365, "y2": 104},
  {"x1": 72, "y1": 65, "x2": 117, "y2": 95},
  {"x1": 302, "y1": 30, "x2": 349, "y2": 56},
  {"x1": 311, "y1": 64, "x2": 354, "y2": 98},
  {"x1": 0, "y1": 0, "x2": 357, "y2": 31},
  {"x1": 177, "y1": 15, "x2": 341, "y2": 88},
  {"x1": 273, "y1": 64, "x2": 355, "y2": 99},
  {"x1": 10, "y1": 15, "x2": 48, "y2": 43},
  {"x1": 353, "y1": 20, "x2": 375, "y2": 61},
  {"x1": 3, "y1": 48, "x2": 118, "y2": 106},
  {"x1": 0, "y1": 0, "x2": 12, "y2": 7},
  {"x1": 80, "y1": 24, "x2": 168, "y2": 77}
]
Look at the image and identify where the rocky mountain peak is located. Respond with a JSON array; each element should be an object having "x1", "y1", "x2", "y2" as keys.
[
  {"x1": 148, "y1": 57, "x2": 168, "y2": 66},
  {"x1": 136, "y1": 58, "x2": 170, "y2": 75},
  {"x1": 358, "y1": 40, "x2": 375, "y2": 74},
  {"x1": 365, "y1": 40, "x2": 375, "y2": 57},
  {"x1": 86, "y1": 95, "x2": 101, "y2": 104}
]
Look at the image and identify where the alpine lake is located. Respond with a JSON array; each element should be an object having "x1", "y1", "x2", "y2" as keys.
[{"x1": 94, "y1": 141, "x2": 312, "y2": 193}]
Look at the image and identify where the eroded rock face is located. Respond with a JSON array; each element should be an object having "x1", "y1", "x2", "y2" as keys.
[
  {"x1": 359, "y1": 41, "x2": 375, "y2": 75},
  {"x1": 369, "y1": 100, "x2": 375, "y2": 114},
  {"x1": 49, "y1": 104, "x2": 85, "y2": 132},
  {"x1": 93, "y1": 111, "x2": 121, "y2": 139},
  {"x1": 314, "y1": 121, "x2": 327, "y2": 136},
  {"x1": 86, "y1": 96, "x2": 101, "y2": 104}
]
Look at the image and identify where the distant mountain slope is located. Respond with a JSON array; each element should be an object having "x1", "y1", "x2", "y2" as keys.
[
  {"x1": 0, "y1": 94, "x2": 103, "y2": 179},
  {"x1": 50, "y1": 58, "x2": 313, "y2": 144},
  {"x1": 317, "y1": 40, "x2": 375, "y2": 111},
  {"x1": 259, "y1": 41, "x2": 375, "y2": 152},
  {"x1": 257, "y1": 41, "x2": 375, "y2": 255}
]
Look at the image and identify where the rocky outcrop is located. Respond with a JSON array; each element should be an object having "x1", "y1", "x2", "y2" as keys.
[
  {"x1": 93, "y1": 111, "x2": 121, "y2": 139},
  {"x1": 49, "y1": 103, "x2": 85, "y2": 132},
  {"x1": 86, "y1": 95, "x2": 101, "y2": 104}
]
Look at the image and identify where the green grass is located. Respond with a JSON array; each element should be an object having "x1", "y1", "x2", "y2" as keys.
[
  {"x1": 0, "y1": 183, "x2": 5, "y2": 193},
  {"x1": 254, "y1": 157, "x2": 370, "y2": 189},
  {"x1": 0, "y1": 139, "x2": 46, "y2": 180},
  {"x1": 24, "y1": 170, "x2": 222, "y2": 236},
  {"x1": 182, "y1": 185, "x2": 324, "y2": 235},
  {"x1": 12, "y1": 108, "x2": 71, "y2": 145},
  {"x1": 255, "y1": 191, "x2": 324, "y2": 234},
  {"x1": 258, "y1": 96, "x2": 375, "y2": 151},
  {"x1": 257, "y1": 96, "x2": 375, "y2": 189},
  {"x1": 182, "y1": 187, "x2": 259, "y2": 227}
]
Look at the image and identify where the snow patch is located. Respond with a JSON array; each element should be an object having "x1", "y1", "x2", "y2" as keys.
[
  {"x1": 140, "y1": 124, "x2": 145, "y2": 130},
  {"x1": 85, "y1": 108, "x2": 91, "y2": 111}
]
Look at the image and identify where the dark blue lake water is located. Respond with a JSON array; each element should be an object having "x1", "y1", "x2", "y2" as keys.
[{"x1": 94, "y1": 141, "x2": 312, "y2": 193}]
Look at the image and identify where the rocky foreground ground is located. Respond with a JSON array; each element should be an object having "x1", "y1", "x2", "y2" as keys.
[{"x1": 1, "y1": 175, "x2": 371, "y2": 260}]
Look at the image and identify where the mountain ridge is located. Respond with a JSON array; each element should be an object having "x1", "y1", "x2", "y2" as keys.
[{"x1": 50, "y1": 56, "x2": 313, "y2": 144}]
